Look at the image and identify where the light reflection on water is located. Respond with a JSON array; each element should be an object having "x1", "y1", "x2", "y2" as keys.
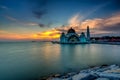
[{"x1": 0, "y1": 42, "x2": 120, "y2": 80}]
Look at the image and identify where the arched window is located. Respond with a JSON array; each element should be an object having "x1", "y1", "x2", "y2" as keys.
[{"x1": 68, "y1": 35, "x2": 79, "y2": 42}]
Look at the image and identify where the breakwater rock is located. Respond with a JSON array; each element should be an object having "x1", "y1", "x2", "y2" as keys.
[{"x1": 45, "y1": 64, "x2": 120, "y2": 80}]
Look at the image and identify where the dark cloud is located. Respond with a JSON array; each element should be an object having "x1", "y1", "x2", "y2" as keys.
[
  {"x1": 100, "y1": 23, "x2": 120, "y2": 32},
  {"x1": 33, "y1": 10, "x2": 47, "y2": 19},
  {"x1": 28, "y1": 0, "x2": 48, "y2": 19},
  {"x1": 38, "y1": 22, "x2": 52, "y2": 28},
  {"x1": 38, "y1": 23, "x2": 46, "y2": 27},
  {"x1": 55, "y1": 28, "x2": 67, "y2": 33},
  {"x1": 27, "y1": 0, "x2": 53, "y2": 28}
]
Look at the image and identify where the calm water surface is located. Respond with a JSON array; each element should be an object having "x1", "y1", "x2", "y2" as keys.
[{"x1": 0, "y1": 42, "x2": 120, "y2": 80}]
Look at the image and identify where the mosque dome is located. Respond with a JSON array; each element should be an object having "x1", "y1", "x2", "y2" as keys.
[
  {"x1": 67, "y1": 28, "x2": 76, "y2": 34},
  {"x1": 61, "y1": 32, "x2": 65, "y2": 37}
]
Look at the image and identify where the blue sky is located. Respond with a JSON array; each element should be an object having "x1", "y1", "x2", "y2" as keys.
[{"x1": 0, "y1": 0, "x2": 120, "y2": 40}]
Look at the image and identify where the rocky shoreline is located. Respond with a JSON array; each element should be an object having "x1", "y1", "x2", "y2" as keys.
[{"x1": 41, "y1": 64, "x2": 120, "y2": 80}]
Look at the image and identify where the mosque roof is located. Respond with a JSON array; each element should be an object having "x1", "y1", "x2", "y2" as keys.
[{"x1": 67, "y1": 28, "x2": 76, "y2": 34}]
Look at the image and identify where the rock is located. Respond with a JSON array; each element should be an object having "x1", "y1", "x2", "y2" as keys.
[
  {"x1": 46, "y1": 64, "x2": 120, "y2": 80},
  {"x1": 72, "y1": 73, "x2": 89, "y2": 80},
  {"x1": 54, "y1": 74, "x2": 61, "y2": 78},
  {"x1": 101, "y1": 64, "x2": 108, "y2": 67},
  {"x1": 95, "y1": 78, "x2": 110, "y2": 80},
  {"x1": 80, "y1": 74, "x2": 98, "y2": 80},
  {"x1": 67, "y1": 72, "x2": 76, "y2": 76},
  {"x1": 109, "y1": 64, "x2": 119, "y2": 70}
]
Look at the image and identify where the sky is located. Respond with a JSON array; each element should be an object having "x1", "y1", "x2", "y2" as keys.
[{"x1": 0, "y1": 0, "x2": 120, "y2": 41}]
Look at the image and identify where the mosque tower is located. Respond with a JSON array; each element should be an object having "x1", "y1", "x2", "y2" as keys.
[{"x1": 87, "y1": 26, "x2": 90, "y2": 41}]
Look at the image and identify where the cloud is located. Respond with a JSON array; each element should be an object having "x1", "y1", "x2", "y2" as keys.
[
  {"x1": 34, "y1": 29, "x2": 61, "y2": 40},
  {"x1": 4, "y1": 15, "x2": 41, "y2": 26},
  {"x1": 26, "y1": 22, "x2": 38, "y2": 26},
  {"x1": 28, "y1": 0, "x2": 48, "y2": 19},
  {"x1": 103, "y1": 13, "x2": 120, "y2": 27},
  {"x1": 55, "y1": 28, "x2": 68, "y2": 33},
  {"x1": 87, "y1": 12, "x2": 120, "y2": 32},
  {"x1": 25, "y1": 0, "x2": 54, "y2": 28},
  {"x1": 68, "y1": 14, "x2": 81, "y2": 27},
  {"x1": 29, "y1": 0, "x2": 52, "y2": 27},
  {"x1": 51, "y1": 12, "x2": 120, "y2": 37},
  {"x1": 0, "y1": 30, "x2": 36, "y2": 41},
  {"x1": 5, "y1": 15, "x2": 18, "y2": 22},
  {"x1": 38, "y1": 23, "x2": 46, "y2": 27},
  {"x1": 28, "y1": 22, "x2": 51, "y2": 28},
  {"x1": 0, "y1": 5, "x2": 8, "y2": 10},
  {"x1": 32, "y1": 10, "x2": 47, "y2": 19},
  {"x1": 5, "y1": 15, "x2": 52, "y2": 28},
  {"x1": 0, "y1": 30, "x2": 7, "y2": 34},
  {"x1": 2, "y1": 12, "x2": 120, "y2": 41},
  {"x1": 2, "y1": 11, "x2": 120, "y2": 41}
]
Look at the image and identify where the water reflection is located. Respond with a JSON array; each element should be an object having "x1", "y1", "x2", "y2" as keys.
[{"x1": 0, "y1": 42, "x2": 120, "y2": 80}]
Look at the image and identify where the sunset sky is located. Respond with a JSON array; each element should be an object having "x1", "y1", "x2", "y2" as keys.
[{"x1": 0, "y1": 0, "x2": 120, "y2": 41}]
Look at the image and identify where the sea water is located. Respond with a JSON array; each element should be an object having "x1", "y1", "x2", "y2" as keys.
[{"x1": 0, "y1": 42, "x2": 120, "y2": 80}]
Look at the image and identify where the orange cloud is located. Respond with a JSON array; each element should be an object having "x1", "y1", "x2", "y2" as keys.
[
  {"x1": 0, "y1": 29, "x2": 61, "y2": 41},
  {"x1": 0, "y1": 30, "x2": 7, "y2": 33},
  {"x1": 54, "y1": 12, "x2": 120, "y2": 35},
  {"x1": 1, "y1": 12, "x2": 120, "y2": 41},
  {"x1": 0, "y1": 30, "x2": 34, "y2": 41},
  {"x1": 35, "y1": 12, "x2": 120, "y2": 40},
  {"x1": 34, "y1": 30, "x2": 61, "y2": 40}
]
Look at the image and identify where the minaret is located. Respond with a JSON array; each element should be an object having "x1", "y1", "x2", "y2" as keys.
[{"x1": 87, "y1": 26, "x2": 90, "y2": 41}]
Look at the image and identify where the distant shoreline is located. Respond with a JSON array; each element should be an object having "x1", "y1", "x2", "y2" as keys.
[
  {"x1": 0, "y1": 41, "x2": 120, "y2": 45},
  {"x1": 92, "y1": 42, "x2": 120, "y2": 45}
]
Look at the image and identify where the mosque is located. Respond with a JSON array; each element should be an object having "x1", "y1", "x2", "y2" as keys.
[{"x1": 60, "y1": 26, "x2": 90, "y2": 44}]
